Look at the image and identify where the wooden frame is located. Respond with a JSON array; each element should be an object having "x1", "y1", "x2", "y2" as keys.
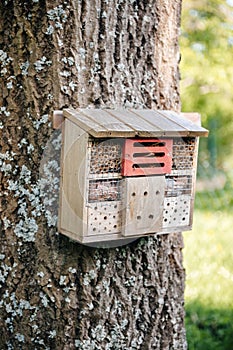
[{"x1": 56, "y1": 109, "x2": 208, "y2": 244}]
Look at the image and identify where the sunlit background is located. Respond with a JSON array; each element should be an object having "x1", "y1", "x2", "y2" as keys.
[{"x1": 180, "y1": 0, "x2": 233, "y2": 348}]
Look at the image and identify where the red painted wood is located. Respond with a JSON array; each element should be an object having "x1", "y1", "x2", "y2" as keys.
[{"x1": 122, "y1": 138, "x2": 173, "y2": 176}]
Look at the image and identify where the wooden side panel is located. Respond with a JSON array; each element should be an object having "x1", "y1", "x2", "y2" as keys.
[
  {"x1": 59, "y1": 119, "x2": 89, "y2": 239},
  {"x1": 122, "y1": 176, "x2": 165, "y2": 236}
]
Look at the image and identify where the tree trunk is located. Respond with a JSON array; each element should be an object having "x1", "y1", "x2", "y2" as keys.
[{"x1": 0, "y1": 1, "x2": 186, "y2": 349}]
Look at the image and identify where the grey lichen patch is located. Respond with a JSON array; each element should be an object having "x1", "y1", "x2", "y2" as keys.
[{"x1": 0, "y1": 49, "x2": 13, "y2": 76}]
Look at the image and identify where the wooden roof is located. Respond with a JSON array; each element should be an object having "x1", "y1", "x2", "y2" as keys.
[{"x1": 63, "y1": 108, "x2": 209, "y2": 138}]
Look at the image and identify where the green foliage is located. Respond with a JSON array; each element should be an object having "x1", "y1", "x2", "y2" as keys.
[
  {"x1": 195, "y1": 170, "x2": 233, "y2": 211},
  {"x1": 185, "y1": 302, "x2": 233, "y2": 350},
  {"x1": 183, "y1": 194, "x2": 233, "y2": 348},
  {"x1": 180, "y1": 0, "x2": 233, "y2": 171},
  {"x1": 180, "y1": 2, "x2": 233, "y2": 347}
]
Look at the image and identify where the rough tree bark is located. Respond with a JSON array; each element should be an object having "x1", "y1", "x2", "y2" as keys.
[{"x1": 0, "y1": 1, "x2": 186, "y2": 349}]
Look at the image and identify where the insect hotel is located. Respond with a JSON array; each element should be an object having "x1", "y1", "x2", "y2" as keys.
[{"x1": 55, "y1": 109, "x2": 208, "y2": 244}]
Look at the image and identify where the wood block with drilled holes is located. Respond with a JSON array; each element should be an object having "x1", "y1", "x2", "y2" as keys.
[{"x1": 122, "y1": 176, "x2": 165, "y2": 236}]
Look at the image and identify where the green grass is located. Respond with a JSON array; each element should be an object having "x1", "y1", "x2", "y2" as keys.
[{"x1": 183, "y1": 175, "x2": 233, "y2": 349}]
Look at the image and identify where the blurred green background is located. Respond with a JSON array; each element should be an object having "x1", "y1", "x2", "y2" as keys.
[{"x1": 180, "y1": 0, "x2": 233, "y2": 348}]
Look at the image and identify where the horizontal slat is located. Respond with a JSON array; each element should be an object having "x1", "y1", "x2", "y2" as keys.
[
  {"x1": 160, "y1": 111, "x2": 209, "y2": 136},
  {"x1": 128, "y1": 158, "x2": 165, "y2": 164},
  {"x1": 82, "y1": 109, "x2": 134, "y2": 132},
  {"x1": 63, "y1": 109, "x2": 107, "y2": 136},
  {"x1": 109, "y1": 109, "x2": 160, "y2": 133},
  {"x1": 131, "y1": 110, "x2": 185, "y2": 132},
  {"x1": 131, "y1": 146, "x2": 168, "y2": 153}
]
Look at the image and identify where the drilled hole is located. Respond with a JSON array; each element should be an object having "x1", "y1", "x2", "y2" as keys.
[
  {"x1": 104, "y1": 216, "x2": 107, "y2": 220},
  {"x1": 132, "y1": 192, "x2": 136, "y2": 197},
  {"x1": 144, "y1": 191, "x2": 148, "y2": 196},
  {"x1": 93, "y1": 228, "x2": 96, "y2": 232},
  {"x1": 137, "y1": 215, "x2": 141, "y2": 220},
  {"x1": 149, "y1": 214, "x2": 154, "y2": 219},
  {"x1": 156, "y1": 190, "x2": 160, "y2": 195}
]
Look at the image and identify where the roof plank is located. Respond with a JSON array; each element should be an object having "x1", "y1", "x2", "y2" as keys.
[{"x1": 63, "y1": 108, "x2": 208, "y2": 138}]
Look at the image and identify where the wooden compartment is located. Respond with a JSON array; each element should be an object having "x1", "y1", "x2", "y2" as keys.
[{"x1": 122, "y1": 138, "x2": 173, "y2": 176}]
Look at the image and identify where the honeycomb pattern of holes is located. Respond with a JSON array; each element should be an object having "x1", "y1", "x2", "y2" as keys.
[
  {"x1": 163, "y1": 196, "x2": 191, "y2": 228},
  {"x1": 87, "y1": 201, "x2": 121, "y2": 235}
]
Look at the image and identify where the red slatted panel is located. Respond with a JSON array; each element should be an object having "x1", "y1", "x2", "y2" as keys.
[{"x1": 122, "y1": 138, "x2": 173, "y2": 176}]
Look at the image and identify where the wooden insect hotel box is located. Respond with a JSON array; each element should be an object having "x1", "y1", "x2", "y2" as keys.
[{"x1": 56, "y1": 109, "x2": 208, "y2": 244}]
